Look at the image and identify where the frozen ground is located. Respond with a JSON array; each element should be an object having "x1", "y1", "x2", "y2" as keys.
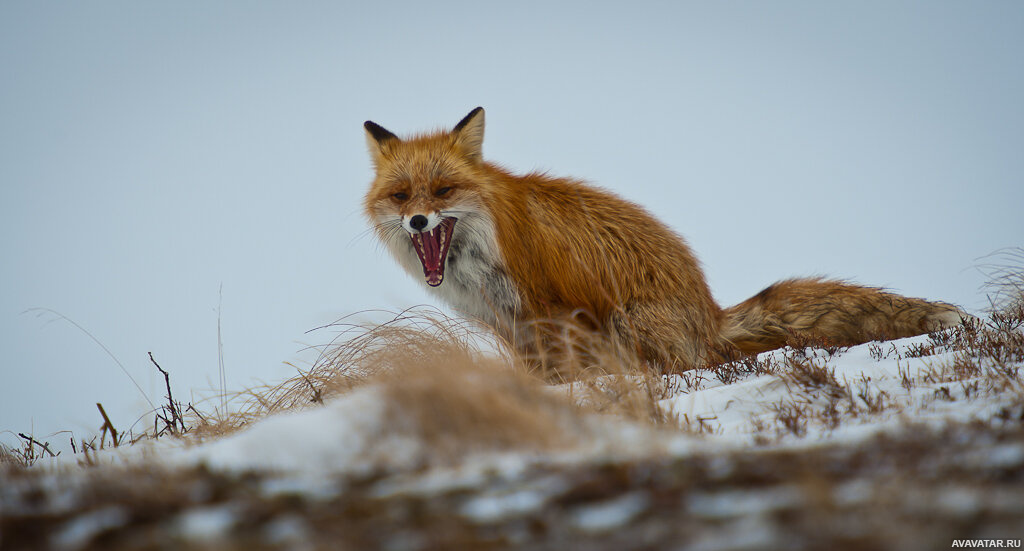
[{"x1": 3, "y1": 316, "x2": 1023, "y2": 550}]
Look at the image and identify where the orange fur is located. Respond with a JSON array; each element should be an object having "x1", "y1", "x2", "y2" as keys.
[{"x1": 363, "y1": 108, "x2": 963, "y2": 378}]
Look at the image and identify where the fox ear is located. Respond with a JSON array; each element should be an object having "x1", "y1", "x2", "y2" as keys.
[
  {"x1": 452, "y1": 107, "x2": 485, "y2": 162},
  {"x1": 364, "y1": 120, "x2": 399, "y2": 165}
]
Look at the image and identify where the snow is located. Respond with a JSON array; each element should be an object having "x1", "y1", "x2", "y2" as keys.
[
  {"x1": 261, "y1": 514, "x2": 311, "y2": 547},
  {"x1": 460, "y1": 487, "x2": 552, "y2": 522},
  {"x1": 681, "y1": 517, "x2": 782, "y2": 551},
  {"x1": 51, "y1": 506, "x2": 128, "y2": 550},
  {"x1": 660, "y1": 334, "x2": 1015, "y2": 446},
  {"x1": 175, "y1": 504, "x2": 236, "y2": 541},
  {"x1": 686, "y1": 487, "x2": 804, "y2": 519},
  {"x1": 662, "y1": 373, "x2": 786, "y2": 439},
  {"x1": 170, "y1": 386, "x2": 405, "y2": 476},
  {"x1": 976, "y1": 443, "x2": 1024, "y2": 469},
  {"x1": 569, "y1": 492, "x2": 649, "y2": 532}
]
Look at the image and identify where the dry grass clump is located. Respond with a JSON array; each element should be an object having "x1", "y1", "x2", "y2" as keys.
[
  {"x1": 376, "y1": 353, "x2": 590, "y2": 458},
  {"x1": 977, "y1": 247, "x2": 1024, "y2": 313},
  {"x1": 1, "y1": 432, "x2": 62, "y2": 470},
  {"x1": 311, "y1": 308, "x2": 678, "y2": 430},
  {"x1": 763, "y1": 354, "x2": 906, "y2": 439},
  {"x1": 780, "y1": 357, "x2": 849, "y2": 402},
  {"x1": 180, "y1": 308, "x2": 521, "y2": 441},
  {"x1": 710, "y1": 354, "x2": 782, "y2": 385},
  {"x1": 183, "y1": 308, "x2": 656, "y2": 459},
  {"x1": 0, "y1": 442, "x2": 27, "y2": 471},
  {"x1": 306, "y1": 309, "x2": 680, "y2": 454},
  {"x1": 918, "y1": 288, "x2": 1024, "y2": 391},
  {"x1": 308, "y1": 307, "x2": 512, "y2": 392},
  {"x1": 176, "y1": 307, "x2": 677, "y2": 451}
]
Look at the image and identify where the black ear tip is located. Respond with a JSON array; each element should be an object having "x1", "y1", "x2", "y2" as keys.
[
  {"x1": 454, "y1": 107, "x2": 485, "y2": 132},
  {"x1": 365, "y1": 120, "x2": 398, "y2": 143}
]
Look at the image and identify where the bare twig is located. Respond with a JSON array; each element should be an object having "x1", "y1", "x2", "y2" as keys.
[
  {"x1": 186, "y1": 403, "x2": 208, "y2": 424},
  {"x1": 150, "y1": 352, "x2": 187, "y2": 435},
  {"x1": 17, "y1": 433, "x2": 58, "y2": 458},
  {"x1": 95, "y1": 403, "x2": 120, "y2": 448}
]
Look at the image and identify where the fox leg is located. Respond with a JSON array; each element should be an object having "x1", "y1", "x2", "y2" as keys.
[
  {"x1": 609, "y1": 302, "x2": 732, "y2": 374},
  {"x1": 505, "y1": 310, "x2": 623, "y2": 382}
]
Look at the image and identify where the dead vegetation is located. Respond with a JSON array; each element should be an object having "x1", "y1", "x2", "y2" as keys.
[
  {"x1": 378, "y1": 358, "x2": 586, "y2": 458},
  {"x1": 175, "y1": 308, "x2": 518, "y2": 441},
  {"x1": 0, "y1": 433, "x2": 60, "y2": 470}
]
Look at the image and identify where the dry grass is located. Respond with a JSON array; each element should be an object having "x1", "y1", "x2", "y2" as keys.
[
  {"x1": 780, "y1": 356, "x2": 848, "y2": 401},
  {"x1": 1, "y1": 431, "x2": 64, "y2": 470},
  {"x1": 377, "y1": 355, "x2": 586, "y2": 458},
  {"x1": 977, "y1": 247, "x2": 1024, "y2": 312},
  {"x1": 179, "y1": 307, "x2": 525, "y2": 441},
  {"x1": 162, "y1": 306, "x2": 676, "y2": 459},
  {"x1": 917, "y1": 292, "x2": 1024, "y2": 393},
  {"x1": 710, "y1": 354, "x2": 782, "y2": 385},
  {"x1": 0, "y1": 442, "x2": 29, "y2": 471},
  {"x1": 167, "y1": 307, "x2": 680, "y2": 463}
]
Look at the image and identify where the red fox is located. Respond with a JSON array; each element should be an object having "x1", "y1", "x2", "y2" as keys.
[{"x1": 363, "y1": 107, "x2": 963, "y2": 378}]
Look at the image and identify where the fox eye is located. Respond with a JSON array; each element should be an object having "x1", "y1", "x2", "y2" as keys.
[
  {"x1": 434, "y1": 186, "x2": 453, "y2": 197},
  {"x1": 392, "y1": 192, "x2": 408, "y2": 201}
]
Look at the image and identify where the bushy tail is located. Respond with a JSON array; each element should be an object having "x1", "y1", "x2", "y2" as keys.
[{"x1": 720, "y1": 278, "x2": 965, "y2": 356}]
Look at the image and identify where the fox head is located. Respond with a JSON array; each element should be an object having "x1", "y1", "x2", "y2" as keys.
[{"x1": 363, "y1": 107, "x2": 490, "y2": 288}]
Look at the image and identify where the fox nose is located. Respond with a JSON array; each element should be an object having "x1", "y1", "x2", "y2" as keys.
[{"x1": 409, "y1": 214, "x2": 428, "y2": 232}]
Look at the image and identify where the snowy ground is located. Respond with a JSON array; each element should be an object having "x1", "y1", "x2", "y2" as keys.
[{"x1": 3, "y1": 315, "x2": 1023, "y2": 550}]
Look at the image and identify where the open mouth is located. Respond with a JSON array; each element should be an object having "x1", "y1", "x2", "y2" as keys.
[{"x1": 410, "y1": 217, "x2": 457, "y2": 287}]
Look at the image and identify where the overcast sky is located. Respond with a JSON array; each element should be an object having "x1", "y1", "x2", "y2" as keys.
[{"x1": 2, "y1": 2, "x2": 1022, "y2": 452}]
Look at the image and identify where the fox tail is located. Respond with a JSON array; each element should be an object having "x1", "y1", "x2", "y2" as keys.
[{"x1": 720, "y1": 278, "x2": 965, "y2": 356}]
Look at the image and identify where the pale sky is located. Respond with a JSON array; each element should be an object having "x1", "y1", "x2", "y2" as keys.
[{"x1": 2, "y1": 1, "x2": 1022, "y2": 452}]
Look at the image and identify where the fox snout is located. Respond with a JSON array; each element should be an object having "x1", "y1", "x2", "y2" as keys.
[
  {"x1": 409, "y1": 214, "x2": 428, "y2": 232},
  {"x1": 402, "y1": 212, "x2": 444, "y2": 234}
]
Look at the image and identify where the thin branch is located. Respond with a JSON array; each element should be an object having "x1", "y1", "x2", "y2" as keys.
[
  {"x1": 95, "y1": 403, "x2": 120, "y2": 448},
  {"x1": 17, "y1": 433, "x2": 58, "y2": 458},
  {"x1": 149, "y1": 352, "x2": 187, "y2": 434}
]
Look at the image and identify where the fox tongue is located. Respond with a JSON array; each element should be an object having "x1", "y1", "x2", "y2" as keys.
[{"x1": 420, "y1": 228, "x2": 442, "y2": 273}]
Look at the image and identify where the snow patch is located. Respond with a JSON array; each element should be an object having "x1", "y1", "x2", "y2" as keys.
[{"x1": 570, "y1": 492, "x2": 649, "y2": 532}]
